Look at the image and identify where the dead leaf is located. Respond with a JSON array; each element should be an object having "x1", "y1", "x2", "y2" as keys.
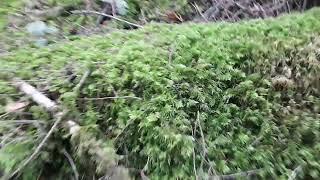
[{"x1": 165, "y1": 11, "x2": 183, "y2": 23}]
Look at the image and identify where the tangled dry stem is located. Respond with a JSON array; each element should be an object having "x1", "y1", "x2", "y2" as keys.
[{"x1": 195, "y1": 0, "x2": 313, "y2": 22}]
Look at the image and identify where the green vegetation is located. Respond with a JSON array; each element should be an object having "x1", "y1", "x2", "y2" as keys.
[
  {"x1": 0, "y1": 8, "x2": 320, "y2": 179},
  {"x1": 0, "y1": 0, "x2": 23, "y2": 29}
]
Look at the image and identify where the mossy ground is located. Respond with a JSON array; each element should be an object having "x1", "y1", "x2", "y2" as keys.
[
  {"x1": 0, "y1": 8, "x2": 320, "y2": 180},
  {"x1": 0, "y1": 1, "x2": 23, "y2": 29}
]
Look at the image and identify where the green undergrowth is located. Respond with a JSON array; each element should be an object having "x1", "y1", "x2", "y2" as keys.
[
  {"x1": 0, "y1": 8, "x2": 320, "y2": 179},
  {"x1": 0, "y1": 0, "x2": 23, "y2": 29}
]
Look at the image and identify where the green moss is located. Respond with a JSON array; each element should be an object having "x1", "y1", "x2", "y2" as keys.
[{"x1": 1, "y1": 8, "x2": 320, "y2": 179}]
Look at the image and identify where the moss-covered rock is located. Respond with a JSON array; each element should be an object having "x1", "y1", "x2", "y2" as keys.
[{"x1": 0, "y1": 8, "x2": 320, "y2": 179}]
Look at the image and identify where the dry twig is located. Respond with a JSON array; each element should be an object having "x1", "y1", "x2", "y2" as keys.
[
  {"x1": 192, "y1": 2, "x2": 208, "y2": 22},
  {"x1": 9, "y1": 110, "x2": 67, "y2": 179},
  {"x1": 191, "y1": 123, "x2": 198, "y2": 179},
  {"x1": 82, "y1": 96, "x2": 142, "y2": 100},
  {"x1": 62, "y1": 148, "x2": 79, "y2": 180},
  {"x1": 71, "y1": 10, "x2": 143, "y2": 28},
  {"x1": 0, "y1": 120, "x2": 45, "y2": 125},
  {"x1": 7, "y1": 77, "x2": 84, "y2": 178},
  {"x1": 74, "y1": 70, "x2": 91, "y2": 93},
  {"x1": 210, "y1": 168, "x2": 263, "y2": 180},
  {"x1": 196, "y1": 111, "x2": 207, "y2": 170}
]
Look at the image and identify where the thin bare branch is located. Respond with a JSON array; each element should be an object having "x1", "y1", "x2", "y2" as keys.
[
  {"x1": 74, "y1": 70, "x2": 91, "y2": 93},
  {"x1": 0, "y1": 120, "x2": 46, "y2": 125},
  {"x1": 82, "y1": 96, "x2": 142, "y2": 100},
  {"x1": 3, "y1": 136, "x2": 35, "y2": 148},
  {"x1": 192, "y1": 2, "x2": 208, "y2": 22},
  {"x1": 210, "y1": 168, "x2": 263, "y2": 180},
  {"x1": 288, "y1": 165, "x2": 302, "y2": 180},
  {"x1": 8, "y1": 78, "x2": 74, "y2": 178},
  {"x1": 9, "y1": 110, "x2": 67, "y2": 179},
  {"x1": 71, "y1": 10, "x2": 143, "y2": 28},
  {"x1": 0, "y1": 126, "x2": 21, "y2": 146},
  {"x1": 0, "y1": 93, "x2": 21, "y2": 96},
  {"x1": 191, "y1": 123, "x2": 198, "y2": 179},
  {"x1": 6, "y1": 72, "x2": 85, "y2": 178},
  {"x1": 197, "y1": 111, "x2": 207, "y2": 169},
  {"x1": 0, "y1": 112, "x2": 11, "y2": 119},
  {"x1": 63, "y1": 148, "x2": 79, "y2": 180}
]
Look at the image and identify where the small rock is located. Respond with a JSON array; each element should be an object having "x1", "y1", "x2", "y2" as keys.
[
  {"x1": 26, "y1": 21, "x2": 47, "y2": 36},
  {"x1": 34, "y1": 38, "x2": 48, "y2": 47},
  {"x1": 101, "y1": 0, "x2": 128, "y2": 15},
  {"x1": 26, "y1": 21, "x2": 59, "y2": 36}
]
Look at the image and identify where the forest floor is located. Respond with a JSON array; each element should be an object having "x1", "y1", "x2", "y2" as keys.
[
  {"x1": 0, "y1": 0, "x2": 318, "y2": 55},
  {"x1": 0, "y1": 1, "x2": 320, "y2": 180}
]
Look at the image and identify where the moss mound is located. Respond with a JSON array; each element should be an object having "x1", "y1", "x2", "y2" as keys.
[{"x1": 1, "y1": 8, "x2": 320, "y2": 179}]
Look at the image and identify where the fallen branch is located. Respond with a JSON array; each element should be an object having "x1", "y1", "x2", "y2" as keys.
[
  {"x1": 7, "y1": 72, "x2": 127, "y2": 178},
  {"x1": 9, "y1": 110, "x2": 67, "y2": 179},
  {"x1": 71, "y1": 10, "x2": 143, "y2": 28},
  {"x1": 8, "y1": 78, "x2": 77, "y2": 178},
  {"x1": 11, "y1": 78, "x2": 58, "y2": 111}
]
